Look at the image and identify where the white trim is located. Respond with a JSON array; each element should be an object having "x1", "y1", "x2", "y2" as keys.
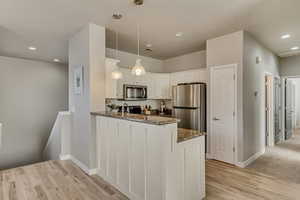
[
  {"x1": 59, "y1": 154, "x2": 97, "y2": 175},
  {"x1": 59, "y1": 154, "x2": 71, "y2": 161},
  {"x1": 281, "y1": 78, "x2": 286, "y2": 142},
  {"x1": 236, "y1": 148, "x2": 265, "y2": 168},
  {"x1": 88, "y1": 168, "x2": 98, "y2": 175},
  {"x1": 264, "y1": 72, "x2": 275, "y2": 147},
  {"x1": 209, "y1": 64, "x2": 238, "y2": 165},
  {"x1": 43, "y1": 111, "x2": 71, "y2": 153}
]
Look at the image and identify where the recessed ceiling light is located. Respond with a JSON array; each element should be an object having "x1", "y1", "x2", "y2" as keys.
[
  {"x1": 281, "y1": 34, "x2": 291, "y2": 39},
  {"x1": 146, "y1": 44, "x2": 152, "y2": 48},
  {"x1": 28, "y1": 46, "x2": 37, "y2": 51},
  {"x1": 291, "y1": 46, "x2": 299, "y2": 50},
  {"x1": 175, "y1": 32, "x2": 183, "y2": 37},
  {"x1": 53, "y1": 58, "x2": 60, "y2": 62}
]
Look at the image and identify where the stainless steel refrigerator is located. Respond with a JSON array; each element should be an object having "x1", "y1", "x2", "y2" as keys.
[{"x1": 172, "y1": 83, "x2": 206, "y2": 132}]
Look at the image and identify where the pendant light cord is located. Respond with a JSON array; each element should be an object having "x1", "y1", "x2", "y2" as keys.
[
  {"x1": 116, "y1": 30, "x2": 118, "y2": 59},
  {"x1": 137, "y1": 23, "x2": 140, "y2": 58}
]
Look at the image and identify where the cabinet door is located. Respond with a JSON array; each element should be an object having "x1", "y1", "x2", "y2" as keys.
[
  {"x1": 170, "y1": 69, "x2": 207, "y2": 86},
  {"x1": 146, "y1": 73, "x2": 155, "y2": 99},
  {"x1": 105, "y1": 59, "x2": 119, "y2": 98},
  {"x1": 155, "y1": 73, "x2": 170, "y2": 99}
]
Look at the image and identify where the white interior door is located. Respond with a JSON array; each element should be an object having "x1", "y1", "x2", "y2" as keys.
[{"x1": 211, "y1": 64, "x2": 236, "y2": 164}]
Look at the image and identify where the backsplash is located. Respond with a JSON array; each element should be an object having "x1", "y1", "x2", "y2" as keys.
[{"x1": 105, "y1": 99, "x2": 172, "y2": 111}]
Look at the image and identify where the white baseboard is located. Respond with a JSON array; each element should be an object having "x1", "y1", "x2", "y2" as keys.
[
  {"x1": 59, "y1": 154, "x2": 71, "y2": 161},
  {"x1": 236, "y1": 149, "x2": 265, "y2": 168},
  {"x1": 88, "y1": 168, "x2": 98, "y2": 175},
  {"x1": 59, "y1": 154, "x2": 97, "y2": 175}
]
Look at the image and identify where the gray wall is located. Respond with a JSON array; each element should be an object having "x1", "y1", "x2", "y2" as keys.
[
  {"x1": 280, "y1": 55, "x2": 300, "y2": 77},
  {"x1": 0, "y1": 56, "x2": 68, "y2": 169},
  {"x1": 206, "y1": 31, "x2": 244, "y2": 162},
  {"x1": 69, "y1": 24, "x2": 106, "y2": 169},
  {"x1": 243, "y1": 32, "x2": 280, "y2": 161},
  {"x1": 163, "y1": 50, "x2": 207, "y2": 72}
]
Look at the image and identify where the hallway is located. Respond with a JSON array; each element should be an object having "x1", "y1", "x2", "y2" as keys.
[{"x1": 248, "y1": 129, "x2": 300, "y2": 184}]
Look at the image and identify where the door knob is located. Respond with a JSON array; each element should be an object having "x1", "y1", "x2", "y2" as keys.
[{"x1": 213, "y1": 117, "x2": 220, "y2": 121}]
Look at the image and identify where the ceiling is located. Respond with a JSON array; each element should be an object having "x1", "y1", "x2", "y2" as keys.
[{"x1": 0, "y1": 0, "x2": 299, "y2": 64}]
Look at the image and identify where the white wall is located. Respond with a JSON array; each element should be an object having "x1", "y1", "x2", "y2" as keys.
[
  {"x1": 206, "y1": 31, "x2": 244, "y2": 162},
  {"x1": 206, "y1": 30, "x2": 280, "y2": 163},
  {"x1": 106, "y1": 48, "x2": 164, "y2": 73},
  {"x1": 163, "y1": 50, "x2": 207, "y2": 72},
  {"x1": 69, "y1": 24, "x2": 106, "y2": 169},
  {"x1": 280, "y1": 55, "x2": 300, "y2": 77},
  {"x1": 0, "y1": 56, "x2": 68, "y2": 169},
  {"x1": 106, "y1": 48, "x2": 207, "y2": 74}
]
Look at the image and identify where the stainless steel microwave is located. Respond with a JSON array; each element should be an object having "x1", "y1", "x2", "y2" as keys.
[{"x1": 123, "y1": 84, "x2": 147, "y2": 100}]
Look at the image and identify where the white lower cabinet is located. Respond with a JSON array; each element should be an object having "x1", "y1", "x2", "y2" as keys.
[{"x1": 96, "y1": 116, "x2": 205, "y2": 200}]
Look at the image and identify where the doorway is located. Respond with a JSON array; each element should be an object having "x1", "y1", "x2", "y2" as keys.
[
  {"x1": 210, "y1": 64, "x2": 237, "y2": 165},
  {"x1": 248, "y1": 77, "x2": 300, "y2": 183},
  {"x1": 284, "y1": 78, "x2": 298, "y2": 140}
]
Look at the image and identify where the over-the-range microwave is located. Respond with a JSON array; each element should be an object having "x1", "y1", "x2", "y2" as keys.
[{"x1": 123, "y1": 84, "x2": 147, "y2": 101}]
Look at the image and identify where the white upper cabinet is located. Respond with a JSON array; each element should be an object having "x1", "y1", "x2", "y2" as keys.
[
  {"x1": 105, "y1": 58, "x2": 207, "y2": 100},
  {"x1": 105, "y1": 58, "x2": 119, "y2": 99},
  {"x1": 153, "y1": 73, "x2": 171, "y2": 99},
  {"x1": 114, "y1": 68, "x2": 170, "y2": 99},
  {"x1": 170, "y1": 69, "x2": 207, "y2": 87}
]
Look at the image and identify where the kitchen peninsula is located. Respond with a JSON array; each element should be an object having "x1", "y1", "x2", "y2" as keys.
[{"x1": 92, "y1": 112, "x2": 206, "y2": 200}]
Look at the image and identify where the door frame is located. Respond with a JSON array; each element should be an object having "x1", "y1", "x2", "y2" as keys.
[
  {"x1": 264, "y1": 72, "x2": 275, "y2": 147},
  {"x1": 209, "y1": 64, "x2": 238, "y2": 165},
  {"x1": 281, "y1": 75, "x2": 300, "y2": 142}
]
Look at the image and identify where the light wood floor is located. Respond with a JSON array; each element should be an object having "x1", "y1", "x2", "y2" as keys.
[
  {"x1": 206, "y1": 160, "x2": 300, "y2": 200},
  {"x1": 248, "y1": 129, "x2": 300, "y2": 184},
  {"x1": 0, "y1": 160, "x2": 129, "y2": 200},
  {"x1": 1, "y1": 159, "x2": 300, "y2": 200}
]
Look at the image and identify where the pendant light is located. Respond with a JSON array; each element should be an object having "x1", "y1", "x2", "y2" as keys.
[
  {"x1": 111, "y1": 30, "x2": 123, "y2": 80},
  {"x1": 131, "y1": 23, "x2": 146, "y2": 76}
]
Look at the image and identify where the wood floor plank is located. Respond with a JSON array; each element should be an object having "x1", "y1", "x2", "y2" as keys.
[{"x1": 1, "y1": 159, "x2": 300, "y2": 200}]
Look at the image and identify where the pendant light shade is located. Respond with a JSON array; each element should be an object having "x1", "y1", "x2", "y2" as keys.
[
  {"x1": 131, "y1": 23, "x2": 146, "y2": 76},
  {"x1": 131, "y1": 58, "x2": 146, "y2": 76}
]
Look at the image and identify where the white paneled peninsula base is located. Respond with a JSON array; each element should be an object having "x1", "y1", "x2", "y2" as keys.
[{"x1": 92, "y1": 112, "x2": 205, "y2": 200}]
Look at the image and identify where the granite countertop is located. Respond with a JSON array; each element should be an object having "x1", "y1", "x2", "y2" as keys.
[
  {"x1": 91, "y1": 111, "x2": 179, "y2": 125},
  {"x1": 177, "y1": 128, "x2": 206, "y2": 143}
]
